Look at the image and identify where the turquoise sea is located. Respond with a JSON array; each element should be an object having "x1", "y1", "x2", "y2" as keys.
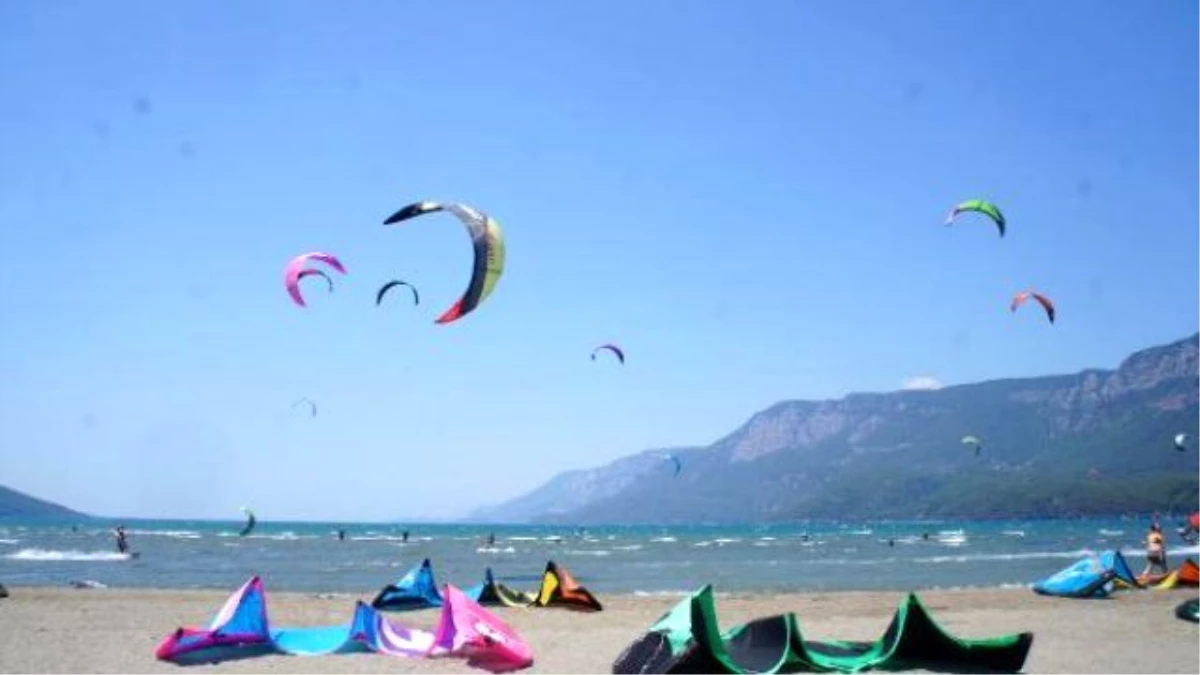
[{"x1": 2, "y1": 516, "x2": 1196, "y2": 596}]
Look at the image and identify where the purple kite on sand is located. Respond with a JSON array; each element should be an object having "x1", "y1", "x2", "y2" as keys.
[{"x1": 155, "y1": 576, "x2": 533, "y2": 672}]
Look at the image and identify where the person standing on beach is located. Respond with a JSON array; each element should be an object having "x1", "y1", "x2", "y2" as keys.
[{"x1": 1140, "y1": 522, "x2": 1168, "y2": 578}]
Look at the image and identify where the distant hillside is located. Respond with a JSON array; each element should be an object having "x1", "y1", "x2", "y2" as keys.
[
  {"x1": 0, "y1": 485, "x2": 88, "y2": 518},
  {"x1": 478, "y1": 334, "x2": 1200, "y2": 524}
]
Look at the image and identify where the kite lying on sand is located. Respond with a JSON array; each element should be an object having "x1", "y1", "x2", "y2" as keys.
[
  {"x1": 613, "y1": 585, "x2": 1033, "y2": 674},
  {"x1": 155, "y1": 576, "x2": 532, "y2": 672}
]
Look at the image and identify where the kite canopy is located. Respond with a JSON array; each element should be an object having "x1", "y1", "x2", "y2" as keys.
[
  {"x1": 238, "y1": 507, "x2": 256, "y2": 537},
  {"x1": 1176, "y1": 598, "x2": 1200, "y2": 623},
  {"x1": 283, "y1": 252, "x2": 346, "y2": 307},
  {"x1": 383, "y1": 201, "x2": 505, "y2": 325},
  {"x1": 432, "y1": 584, "x2": 535, "y2": 672},
  {"x1": 372, "y1": 559, "x2": 444, "y2": 611},
  {"x1": 465, "y1": 568, "x2": 538, "y2": 608},
  {"x1": 297, "y1": 268, "x2": 335, "y2": 294},
  {"x1": 292, "y1": 397, "x2": 317, "y2": 418},
  {"x1": 591, "y1": 344, "x2": 626, "y2": 365},
  {"x1": 612, "y1": 584, "x2": 1033, "y2": 674},
  {"x1": 960, "y1": 435, "x2": 983, "y2": 457},
  {"x1": 1031, "y1": 550, "x2": 1138, "y2": 598},
  {"x1": 532, "y1": 561, "x2": 602, "y2": 612},
  {"x1": 154, "y1": 576, "x2": 532, "y2": 672},
  {"x1": 377, "y1": 280, "x2": 420, "y2": 307},
  {"x1": 1010, "y1": 290, "x2": 1056, "y2": 323},
  {"x1": 1174, "y1": 433, "x2": 1191, "y2": 452},
  {"x1": 946, "y1": 199, "x2": 1006, "y2": 237},
  {"x1": 664, "y1": 454, "x2": 683, "y2": 477}
]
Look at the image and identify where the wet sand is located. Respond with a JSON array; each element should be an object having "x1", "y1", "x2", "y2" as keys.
[{"x1": 0, "y1": 585, "x2": 1196, "y2": 673}]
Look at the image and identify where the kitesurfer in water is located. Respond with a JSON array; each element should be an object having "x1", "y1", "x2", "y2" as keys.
[
  {"x1": 114, "y1": 525, "x2": 129, "y2": 554},
  {"x1": 337, "y1": 529, "x2": 346, "y2": 541},
  {"x1": 1141, "y1": 522, "x2": 1169, "y2": 578},
  {"x1": 402, "y1": 530, "x2": 410, "y2": 543},
  {"x1": 1178, "y1": 513, "x2": 1200, "y2": 545},
  {"x1": 486, "y1": 532, "x2": 496, "y2": 547}
]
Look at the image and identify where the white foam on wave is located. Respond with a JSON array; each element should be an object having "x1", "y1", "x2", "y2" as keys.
[
  {"x1": 127, "y1": 529, "x2": 201, "y2": 539},
  {"x1": 0, "y1": 538, "x2": 19, "y2": 545},
  {"x1": 349, "y1": 535, "x2": 408, "y2": 542},
  {"x1": 1001, "y1": 530, "x2": 1026, "y2": 537},
  {"x1": 1098, "y1": 529, "x2": 1124, "y2": 537},
  {"x1": 614, "y1": 544, "x2": 643, "y2": 551},
  {"x1": 650, "y1": 537, "x2": 677, "y2": 543},
  {"x1": 476, "y1": 546, "x2": 516, "y2": 554},
  {"x1": 6, "y1": 548, "x2": 133, "y2": 562},
  {"x1": 564, "y1": 549, "x2": 611, "y2": 556},
  {"x1": 914, "y1": 549, "x2": 1103, "y2": 564},
  {"x1": 246, "y1": 532, "x2": 318, "y2": 541},
  {"x1": 632, "y1": 590, "x2": 692, "y2": 598}
]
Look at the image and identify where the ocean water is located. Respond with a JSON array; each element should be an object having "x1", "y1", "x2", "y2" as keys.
[{"x1": 1, "y1": 517, "x2": 1196, "y2": 596}]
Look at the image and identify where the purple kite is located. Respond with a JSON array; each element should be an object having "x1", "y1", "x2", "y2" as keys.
[{"x1": 283, "y1": 252, "x2": 346, "y2": 307}]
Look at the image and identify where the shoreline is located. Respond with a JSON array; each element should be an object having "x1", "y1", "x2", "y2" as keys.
[{"x1": 1, "y1": 585, "x2": 1196, "y2": 673}]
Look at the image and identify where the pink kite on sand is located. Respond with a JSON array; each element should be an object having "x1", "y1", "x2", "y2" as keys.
[
  {"x1": 155, "y1": 576, "x2": 532, "y2": 672},
  {"x1": 430, "y1": 584, "x2": 535, "y2": 671},
  {"x1": 283, "y1": 252, "x2": 346, "y2": 307}
]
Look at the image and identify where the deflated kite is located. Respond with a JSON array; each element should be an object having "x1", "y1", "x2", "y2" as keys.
[
  {"x1": 961, "y1": 435, "x2": 983, "y2": 457},
  {"x1": 946, "y1": 199, "x2": 1006, "y2": 237},
  {"x1": 376, "y1": 280, "x2": 420, "y2": 307},
  {"x1": 591, "y1": 344, "x2": 625, "y2": 365},
  {"x1": 284, "y1": 253, "x2": 346, "y2": 307},
  {"x1": 383, "y1": 201, "x2": 505, "y2": 325},
  {"x1": 1010, "y1": 290, "x2": 1055, "y2": 324}
]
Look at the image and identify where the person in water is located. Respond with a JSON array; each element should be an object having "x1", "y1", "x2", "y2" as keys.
[
  {"x1": 114, "y1": 525, "x2": 129, "y2": 554},
  {"x1": 401, "y1": 530, "x2": 410, "y2": 543},
  {"x1": 1141, "y1": 522, "x2": 1169, "y2": 578},
  {"x1": 1178, "y1": 514, "x2": 1200, "y2": 545},
  {"x1": 485, "y1": 532, "x2": 496, "y2": 547},
  {"x1": 337, "y1": 529, "x2": 346, "y2": 541}
]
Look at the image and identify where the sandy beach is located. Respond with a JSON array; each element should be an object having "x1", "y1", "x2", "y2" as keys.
[{"x1": 0, "y1": 585, "x2": 1196, "y2": 673}]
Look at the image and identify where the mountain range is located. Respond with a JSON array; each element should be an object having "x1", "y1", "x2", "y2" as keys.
[
  {"x1": 475, "y1": 334, "x2": 1200, "y2": 524},
  {"x1": 0, "y1": 485, "x2": 87, "y2": 519}
]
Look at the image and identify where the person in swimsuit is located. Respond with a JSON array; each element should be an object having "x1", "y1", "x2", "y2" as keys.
[{"x1": 1141, "y1": 522, "x2": 1168, "y2": 578}]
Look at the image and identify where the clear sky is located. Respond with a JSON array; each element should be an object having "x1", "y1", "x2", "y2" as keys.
[{"x1": 1, "y1": 1, "x2": 1196, "y2": 521}]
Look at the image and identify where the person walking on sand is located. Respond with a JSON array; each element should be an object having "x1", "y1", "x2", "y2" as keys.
[{"x1": 1141, "y1": 522, "x2": 1169, "y2": 578}]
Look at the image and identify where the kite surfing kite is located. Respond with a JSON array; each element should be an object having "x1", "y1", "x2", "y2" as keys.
[
  {"x1": 1010, "y1": 290, "x2": 1055, "y2": 324},
  {"x1": 1175, "y1": 433, "x2": 1191, "y2": 452},
  {"x1": 591, "y1": 344, "x2": 625, "y2": 365},
  {"x1": 961, "y1": 435, "x2": 983, "y2": 457},
  {"x1": 238, "y1": 507, "x2": 256, "y2": 537},
  {"x1": 283, "y1": 252, "x2": 346, "y2": 308},
  {"x1": 663, "y1": 454, "x2": 682, "y2": 477},
  {"x1": 946, "y1": 199, "x2": 1006, "y2": 237},
  {"x1": 297, "y1": 269, "x2": 334, "y2": 294},
  {"x1": 292, "y1": 397, "x2": 317, "y2": 418},
  {"x1": 376, "y1": 280, "x2": 420, "y2": 307},
  {"x1": 382, "y1": 201, "x2": 505, "y2": 325}
]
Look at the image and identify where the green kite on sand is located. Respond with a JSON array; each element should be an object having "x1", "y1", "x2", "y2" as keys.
[{"x1": 613, "y1": 585, "x2": 1033, "y2": 674}]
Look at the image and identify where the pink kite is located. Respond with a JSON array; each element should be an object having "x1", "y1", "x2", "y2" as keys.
[{"x1": 283, "y1": 252, "x2": 346, "y2": 307}]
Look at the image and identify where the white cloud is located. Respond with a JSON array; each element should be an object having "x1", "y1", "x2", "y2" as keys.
[{"x1": 902, "y1": 375, "x2": 944, "y2": 391}]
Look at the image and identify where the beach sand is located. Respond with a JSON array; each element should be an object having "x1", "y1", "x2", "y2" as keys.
[{"x1": 0, "y1": 586, "x2": 1196, "y2": 673}]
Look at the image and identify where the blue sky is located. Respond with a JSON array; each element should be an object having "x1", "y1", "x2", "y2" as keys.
[{"x1": 0, "y1": 1, "x2": 1195, "y2": 521}]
